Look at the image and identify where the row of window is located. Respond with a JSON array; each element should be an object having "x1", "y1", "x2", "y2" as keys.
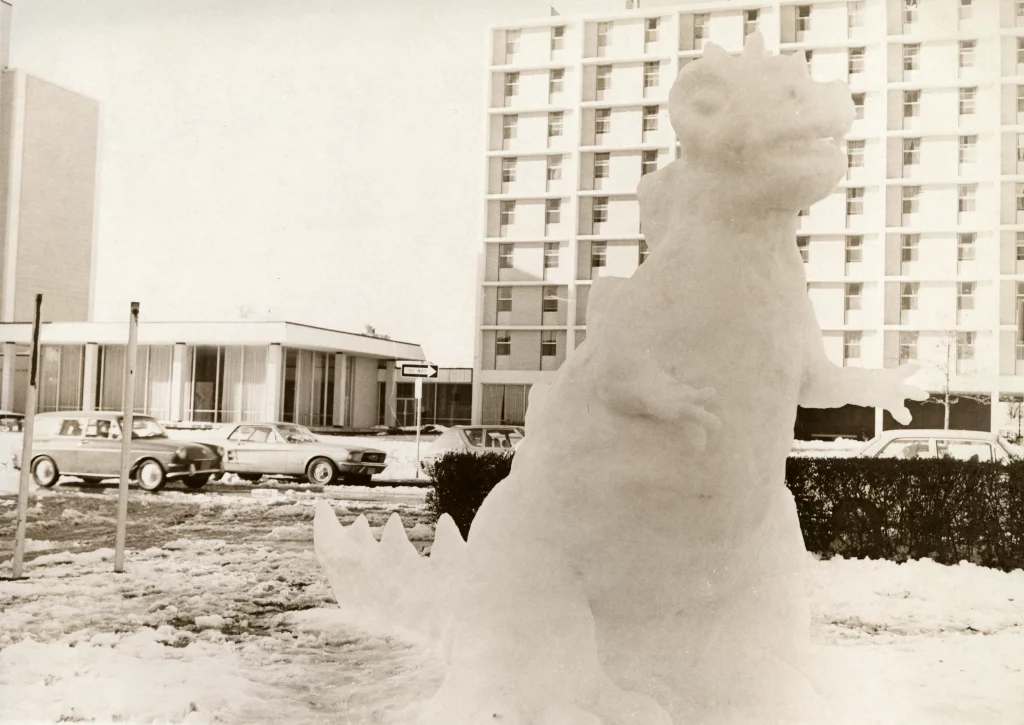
[
  {"x1": 496, "y1": 240, "x2": 649, "y2": 268},
  {"x1": 500, "y1": 106, "x2": 660, "y2": 143},
  {"x1": 500, "y1": 151, "x2": 659, "y2": 187},
  {"x1": 799, "y1": 232, "x2": 993, "y2": 265},
  {"x1": 495, "y1": 331, "x2": 561, "y2": 358}
]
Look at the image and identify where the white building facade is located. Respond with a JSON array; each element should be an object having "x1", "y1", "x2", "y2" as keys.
[{"x1": 474, "y1": 0, "x2": 1024, "y2": 438}]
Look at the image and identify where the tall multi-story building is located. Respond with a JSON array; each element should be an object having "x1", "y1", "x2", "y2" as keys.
[{"x1": 473, "y1": 0, "x2": 1024, "y2": 439}]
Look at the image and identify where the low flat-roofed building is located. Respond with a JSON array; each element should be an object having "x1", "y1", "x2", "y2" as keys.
[{"x1": 0, "y1": 320, "x2": 426, "y2": 429}]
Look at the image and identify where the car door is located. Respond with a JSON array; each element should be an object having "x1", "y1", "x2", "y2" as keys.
[
  {"x1": 48, "y1": 417, "x2": 88, "y2": 473},
  {"x1": 224, "y1": 425, "x2": 257, "y2": 473},
  {"x1": 874, "y1": 437, "x2": 935, "y2": 459},
  {"x1": 234, "y1": 425, "x2": 288, "y2": 474},
  {"x1": 77, "y1": 418, "x2": 120, "y2": 476}
]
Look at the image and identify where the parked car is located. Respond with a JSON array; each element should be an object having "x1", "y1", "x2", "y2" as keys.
[
  {"x1": 854, "y1": 429, "x2": 1020, "y2": 463},
  {"x1": 220, "y1": 422, "x2": 387, "y2": 485},
  {"x1": 0, "y1": 410, "x2": 23, "y2": 432},
  {"x1": 27, "y1": 411, "x2": 224, "y2": 492},
  {"x1": 419, "y1": 424, "x2": 525, "y2": 475}
]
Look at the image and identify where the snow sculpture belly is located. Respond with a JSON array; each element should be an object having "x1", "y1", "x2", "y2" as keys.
[{"x1": 317, "y1": 32, "x2": 928, "y2": 725}]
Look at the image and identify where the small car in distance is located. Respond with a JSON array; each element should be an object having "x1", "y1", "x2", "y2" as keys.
[
  {"x1": 419, "y1": 424, "x2": 525, "y2": 475},
  {"x1": 28, "y1": 411, "x2": 224, "y2": 492},
  {"x1": 220, "y1": 422, "x2": 388, "y2": 485},
  {"x1": 854, "y1": 429, "x2": 1020, "y2": 463},
  {"x1": 0, "y1": 410, "x2": 24, "y2": 432}
]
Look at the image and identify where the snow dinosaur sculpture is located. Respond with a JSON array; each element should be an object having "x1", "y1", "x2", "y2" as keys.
[{"x1": 316, "y1": 33, "x2": 927, "y2": 724}]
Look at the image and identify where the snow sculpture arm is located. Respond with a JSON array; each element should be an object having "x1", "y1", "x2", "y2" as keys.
[{"x1": 798, "y1": 294, "x2": 927, "y2": 424}]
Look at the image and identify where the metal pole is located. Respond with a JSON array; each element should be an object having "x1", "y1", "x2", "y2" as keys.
[
  {"x1": 114, "y1": 302, "x2": 139, "y2": 573},
  {"x1": 415, "y1": 378, "x2": 422, "y2": 480},
  {"x1": 10, "y1": 294, "x2": 42, "y2": 580}
]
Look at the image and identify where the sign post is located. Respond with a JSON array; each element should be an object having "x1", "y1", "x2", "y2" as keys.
[
  {"x1": 114, "y1": 302, "x2": 139, "y2": 574},
  {"x1": 399, "y1": 362, "x2": 437, "y2": 480},
  {"x1": 9, "y1": 294, "x2": 42, "y2": 580}
]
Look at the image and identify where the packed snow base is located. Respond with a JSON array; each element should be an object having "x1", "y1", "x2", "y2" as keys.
[{"x1": 318, "y1": 34, "x2": 931, "y2": 725}]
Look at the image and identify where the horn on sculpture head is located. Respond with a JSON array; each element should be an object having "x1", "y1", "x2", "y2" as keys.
[
  {"x1": 701, "y1": 42, "x2": 731, "y2": 67},
  {"x1": 741, "y1": 32, "x2": 767, "y2": 60}
]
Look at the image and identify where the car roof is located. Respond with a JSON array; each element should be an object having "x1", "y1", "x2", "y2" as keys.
[
  {"x1": 35, "y1": 410, "x2": 157, "y2": 419},
  {"x1": 874, "y1": 428, "x2": 1001, "y2": 442}
]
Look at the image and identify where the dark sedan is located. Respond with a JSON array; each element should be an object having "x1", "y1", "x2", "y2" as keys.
[{"x1": 26, "y1": 411, "x2": 224, "y2": 492}]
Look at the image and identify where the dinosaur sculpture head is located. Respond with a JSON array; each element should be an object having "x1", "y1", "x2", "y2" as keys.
[{"x1": 668, "y1": 33, "x2": 855, "y2": 212}]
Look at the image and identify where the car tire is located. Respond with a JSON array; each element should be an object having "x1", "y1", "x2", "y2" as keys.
[
  {"x1": 184, "y1": 474, "x2": 211, "y2": 490},
  {"x1": 306, "y1": 457, "x2": 337, "y2": 486},
  {"x1": 31, "y1": 456, "x2": 59, "y2": 488},
  {"x1": 135, "y1": 460, "x2": 166, "y2": 492}
]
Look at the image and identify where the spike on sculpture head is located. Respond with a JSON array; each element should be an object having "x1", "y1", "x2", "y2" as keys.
[{"x1": 666, "y1": 31, "x2": 855, "y2": 212}]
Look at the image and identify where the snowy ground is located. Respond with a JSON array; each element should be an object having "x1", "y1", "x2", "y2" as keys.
[{"x1": 1, "y1": 481, "x2": 1023, "y2": 724}]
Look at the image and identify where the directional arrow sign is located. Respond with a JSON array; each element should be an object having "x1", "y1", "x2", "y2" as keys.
[{"x1": 401, "y1": 362, "x2": 438, "y2": 379}]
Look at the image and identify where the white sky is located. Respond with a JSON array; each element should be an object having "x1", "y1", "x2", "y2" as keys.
[{"x1": 9, "y1": 0, "x2": 588, "y2": 367}]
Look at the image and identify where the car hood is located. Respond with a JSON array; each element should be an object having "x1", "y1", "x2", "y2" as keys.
[{"x1": 309, "y1": 440, "x2": 386, "y2": 455}]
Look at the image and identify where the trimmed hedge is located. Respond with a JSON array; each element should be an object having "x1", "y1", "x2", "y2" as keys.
[{"x1": 427, "y1": 451, "x2": 1024, "y2": 571}]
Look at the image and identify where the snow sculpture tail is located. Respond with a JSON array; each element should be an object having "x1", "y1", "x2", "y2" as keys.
[{"x1": 313, "y1": 502, "x2": 466, "y2": 643}]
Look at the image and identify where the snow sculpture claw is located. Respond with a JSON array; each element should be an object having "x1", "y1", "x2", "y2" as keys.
[{"x1": 863, "y1": 364, "x2": 929, "y2": 425}]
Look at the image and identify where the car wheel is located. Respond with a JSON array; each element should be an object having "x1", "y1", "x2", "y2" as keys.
[
  {"x1": 135, "y1": 460, "x2": 166, "y2": 492},
  {"x1": 306, "y1": 457, "x2": 337, "y2": 486},
  {"x1": 344, "y1": 473, "x2": 373, "y2": 486},
  {"x1": 183, "y1": 474, "x2": 211, "y2": 490},
  {"x1": 31, "y1": 456, "x2": 59, "y2": 488}
]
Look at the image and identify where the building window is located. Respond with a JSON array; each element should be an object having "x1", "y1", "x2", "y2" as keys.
[
  {"x1": 957, "y1": 332, "x2": 976, "y2": 367},
  {"x1": 899, "y1": 331, "x2": 918, "y2": 363},
  {"x1": 503, "y1": 115, "x2": 517, "y2": 141},
  {"x1": 959, "y1": 40, "x2": 975, "y2": 70},
  {"x1": 846, "y1": 235, "x2": 863, "y2": 263},
  {"x1": 501, "y1": 157, "x2": 516, "y2": 184},
  {"x1": 498, "y1": 243, "x2": 514, "y2": 268},
  {"x1": 958, "y1": 135, "x2": 977, "y2": 164},
  {"x1": 547, "y1": 155, "x2": 562, "y2": 183},
  {"x1": 541, "y1": 331, "x2": 557, "y2": 357},
  {"x1": 544, "y1": 242, "x2": 559, "y2": 268},
  {"x1": 545, "y1": 199, "x2": 561, "y2": 225},
  {"x1": 796, "y1": 5, "x2": 811, "y2": 33},
  {"x1": 744, "y1": 9, "x2": 759, "y2": 37},
  {"x1": 1017, "y1": 183, "x2": 1024, "y2": 212},
  {"x1": 958, "y1": 0, "x2": 973, "y2": 21},
  {"x1": 1018, "y1": 86, "x2": 1024, "y2": 113},
  {"x1": 902, "y1": 137, "x2": 920, "y2": 166},
  {"x1": 852, "y1": 93, "x2": 865, "y2": 120},
  {"x1": 1018, "y1": 38, "x2": 1024, "y2": 65},
  {"x1": 542, "y1": 286, "x2": 560, "y2": 313},
  {"x1": 499, "y1": 201, "x2": 515, "y2": 229},
  {"x1": 593, "y1": 197, "x2": 609, "y2": 225},
  {"x1": 848, "y1": 47, "x2": 865, "y2": 75},
  {"x1": 843, "y1": 332, "x2": 862, "y2": 364},
  {"x1": 848, "y1": 1, "x2": 864, "y2": 29},
  {"x1": 900, "y1": 282, "x2": 919, "y2": 310},
  {"x1": 958, "y1": 232, "x2": 976, "y2": 261},
  {"x1": 645, "y1": 17, "x2": 659, "y2": 44},
  {"x1": 958, "y1": 184, "x2": 977, "y2": 213},
  {"x1": 902, "y1": 44, "x2": 919, "y2": 74},
  {"x1": 641, "y1": 150, "x2": 658, "y2": 176},
  {"x1": 596, "y1": 21, "x2": 611, "y2": 55},
  {"x1": 596, "y1": 65, "x2": 611, "y2": 97},
  {"x1": 505, "y1": 29, "x2": 520, "y2": 61},
  {"x1": 548, "y1": 111, "x2": 563, "y2": 138},
  {"x1": 904, "y1": 0, "x2": 918, "y2": 26},
  {"x1": 495, "y1": 333, "x2": 511, "y2": 357},
  {"x1": 595, "y1": 108, "x2": 611, "y2": 136},
  {"x1": 639, "y1": 239, "x2": 649, "y2": 265},
  {"x1": 959, "y1": 87, "x2": 977, "y2": 116},
  {"x1": 694, "y1": 13, "x2": 709, "y2": 44},
  {"x1": 903, "y1": 90, "x2": 920, "y2": 119},
  {"x1": 1017, "y1": 232, "x2": 1024, "y2": 261},
  {"x1": 642, "y1": 105, "x2": 659, "y2": 133},
  {"x1": 846, "y1": 187, "x2": 864, "y2": 215},
  {"x1": 591, "y1": 240, "x2": 607, "y2": 267},
  {"x1": 847, "y1": 139, "x2": 865, "y2": 168},
  {"x1": 957, "y1": 282, "x2": 976, "y2": 311},
  {"x1": 797, "y1": 236, "x2": 810, "y2": 262},
  {"x1": 551, "y1": 25, "x2": 565, "y2": 52},
  {"x1": 1018, "y1": 0, "x2": 1024, "y2": 17},
  {"x1": 497, "y1": 286, "x2": 512, "y2": 312},
  {"x1": 902, "y1": 186, "x2": 920, "y2": 216},
  {"x1": 503, "y1": 72, "x2": 519, "y2": 104},
  {"x1": 549, "y1": 68, "x2": 564, "y2": 96},
  {"x1": 901, "y1": 234, "x2": 920, "y2": 262},
  {"x1": 643, "y1": 62, "x2": 659, "y2": 92},
  {"x1": 845, "y1": 283, "x2": 863, "y2": 311},
  {"x1": 594, "y1": 152, "x2": 610, "y2": 180}
]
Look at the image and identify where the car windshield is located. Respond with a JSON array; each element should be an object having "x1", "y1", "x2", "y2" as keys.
[
  {"x1": 277, "y1": 424, "x2": 317, "y2": 443},
  {"x1": 124, "y1": 417, "x2": 167, "y2": 439}
]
